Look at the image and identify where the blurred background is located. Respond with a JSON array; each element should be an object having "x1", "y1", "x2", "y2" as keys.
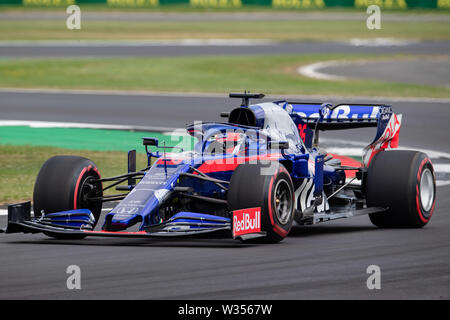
[{"x1": 0, "y1": 0, "x2": 450, "y2": 301}]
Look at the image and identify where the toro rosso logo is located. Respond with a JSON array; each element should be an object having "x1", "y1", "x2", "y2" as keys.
[{"x1": 232, "y1": 207, "x2": 261, "y2": 237}]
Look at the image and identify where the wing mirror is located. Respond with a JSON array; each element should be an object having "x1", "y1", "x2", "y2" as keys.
[
  {"x1": 142, "y1": 137, "x2": 159, "y2": 147},
  {"x1": 267, "y1": 141, "x2": 289, "y2": 150}
]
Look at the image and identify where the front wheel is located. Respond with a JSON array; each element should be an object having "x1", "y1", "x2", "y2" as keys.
[
  {"x1": 366, "y1": 150, "x2": 436, "y2": 228},
  {"x1": 33, "y1": 155, "x2": 103, "y2": 239},
  {"x1": 227, "y1": 162, "x2": 295, "y2": 243}
]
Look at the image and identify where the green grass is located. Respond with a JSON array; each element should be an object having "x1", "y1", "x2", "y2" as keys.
[
  {"x1": 0, "y1": 54, "x2": 448, "y2": 98},
  {"x1": 1, "y1": 19, "x2": 449, "y2": 41},
  {"x1": 0, "y1": 126, "x2": 195, "y2": 204},
  {"x1": 0, "y1": 144, "x2": 149, "y2": 204}
]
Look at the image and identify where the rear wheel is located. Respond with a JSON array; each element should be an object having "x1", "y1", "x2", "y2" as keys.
[
  {"x1": 366, "y1": 150, "x2": 436, "y2": 228},
  {"x1": 33, "y1": 155, "x2": 103, "y2": 238},
  {"x1": 227, "y1": 162, "x2": 294, "y2": 243}
]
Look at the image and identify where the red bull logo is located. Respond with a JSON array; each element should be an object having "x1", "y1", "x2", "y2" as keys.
[{"x1": 232, "y1": 207, "x2": 261, "y2": 237}]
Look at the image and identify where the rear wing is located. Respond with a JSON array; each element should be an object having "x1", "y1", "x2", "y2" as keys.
[
  {"x1": 281, "y1": 102, "x2": 402, "y2": 166},
  {"x1": 287, "y1": 102, "x2": 391, "y2": 130}
]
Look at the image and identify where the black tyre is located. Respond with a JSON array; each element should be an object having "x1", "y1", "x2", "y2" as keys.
[
  {"x1": 366, "y1": 150, "x2": 436, "y2": 228},
  {"x1": 33, "y1": 155, "x2": 103, "y2": 238},
  {"x1": 227, "y1": 162, "x2": 294, "y2": 243}
]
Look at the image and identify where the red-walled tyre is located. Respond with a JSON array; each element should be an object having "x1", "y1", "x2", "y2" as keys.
[
  {"x1": 33, "y1": 156, "x2": 103, "y2": 238},
  {"x1": 366, "y1": 150, "x2": 436, "y2": 228},
  {"x1": 227, "y1": 162, "x2": 294, "y2": 243}
]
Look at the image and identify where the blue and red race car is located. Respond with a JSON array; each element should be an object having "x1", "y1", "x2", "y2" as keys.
[{"x1": 2, "y1": 93, "x2": 437, "y2": 243}]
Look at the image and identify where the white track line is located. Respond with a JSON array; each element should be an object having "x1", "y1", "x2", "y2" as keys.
[
  {"x1": 0, "y1": 87, "x2": 226, "y2": 98},
  {"x1": 348, "y1": 38, "x2": 417, "y2": 47},
  {"x1": 298, "y1": 61, "x2": 349, "y2": 81},
  {"x1": 0, "y1": 120, "x2": 175, "y2": 133},
  {"x1": 2, "y1": 120, "x2": 450, "y2": 161},
  {"x1": 2, "y1": 120, "x2": 449, "y2": 160},
  {"x1": 0, "y1": 207, "x2": 113, "y2": 216}
]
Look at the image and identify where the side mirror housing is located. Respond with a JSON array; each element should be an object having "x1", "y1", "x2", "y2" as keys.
[
  {"x1": 143, "y1": 137, "x2": 158, "y2": 147},
  {"x1": 267, "y1": 141, "x2": 289, "y2": 150}
]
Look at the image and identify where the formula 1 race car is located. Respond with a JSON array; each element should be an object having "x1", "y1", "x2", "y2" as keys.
[{"x1": 2, "y1": 93, "x2": 436, "y2": 243}]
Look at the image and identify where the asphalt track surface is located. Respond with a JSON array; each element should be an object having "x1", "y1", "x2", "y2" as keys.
[
  {"x1": 0, "y1": 198, "x2": 449, "y2": 300},
  {"x1": 1, "y1": 40, "x2": 450, "y2": 58},
  {"x1": 0, "y1": 92, "x2": 449, "y2": 299},
  {"x1": 318, "y1": 57, "x2": 450, "y2": 87}
]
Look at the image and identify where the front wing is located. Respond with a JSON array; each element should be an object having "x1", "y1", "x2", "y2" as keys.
[{"x1": 1, "y1": 202, "x2": 266, "y2": 241}]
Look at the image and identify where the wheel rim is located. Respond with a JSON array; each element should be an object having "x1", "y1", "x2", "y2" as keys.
[
  {"x1": 420, "y1": 168, "x2": 434, "y2": 212},
  {"x1": 273, "y1": 179, "x2": 293, "y2": 225},
  {"x1": 78, "y1": 174, "x2": 102, "y2": 219}
]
